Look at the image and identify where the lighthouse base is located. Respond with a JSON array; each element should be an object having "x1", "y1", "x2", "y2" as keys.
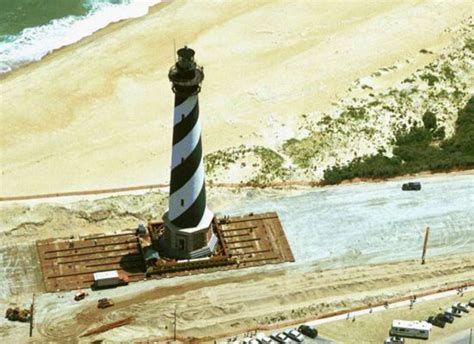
[{"x1": 160, "y1": 210, "x2": 217, "y2": 259}]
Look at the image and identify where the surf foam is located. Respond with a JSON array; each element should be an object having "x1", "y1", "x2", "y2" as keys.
[{"x1": 0, "y1": 0, "x2": 162, "y2": 74}]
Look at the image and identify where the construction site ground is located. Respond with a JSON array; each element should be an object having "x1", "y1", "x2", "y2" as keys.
[{"x1": 1, "y1": 253, "x2": 472, "y2": 342}]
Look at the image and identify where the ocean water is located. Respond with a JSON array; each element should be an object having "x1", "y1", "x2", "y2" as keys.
[{"x1": 0, "y1": 0, "x2": 162, "y2": 74}]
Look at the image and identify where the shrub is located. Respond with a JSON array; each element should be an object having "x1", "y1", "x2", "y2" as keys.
[
  {"x1": 323, "y1": 96, "x2": 474, "y2": 184},
  {"x1": 422, "y1": 111, "x2": 437, "y2": 131}
]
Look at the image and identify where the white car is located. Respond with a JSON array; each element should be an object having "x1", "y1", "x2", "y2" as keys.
[
  {"x1": 445, "y1": 307, "x2": 462, "y2": 317},
  {"x1": 257, "y1": 336, "x2": 276, "y2": 344},
  {"x1": 453, "y1": 302, "x2": 469, "y2": 313},
  {"x1": 384, "y1": 336, "x2": 405, "y2": 344},
  {"x1": 242, "y1": 338, "x2": 260, "y2": 344},
  {"x1": 270, "y1": 332, "x2": 289, "y2": 344},
  {"x1": 283, "y1": 329, "x2": 304, "y2": 342}
]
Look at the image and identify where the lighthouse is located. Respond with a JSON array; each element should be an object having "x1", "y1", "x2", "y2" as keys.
[{"x1": 161, "y1": 46, "x2": 217, "y2": 259}]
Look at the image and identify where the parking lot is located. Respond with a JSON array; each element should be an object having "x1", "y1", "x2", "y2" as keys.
[{"x1": 222, "y1": 287, "x2": 473, "y2": 343}]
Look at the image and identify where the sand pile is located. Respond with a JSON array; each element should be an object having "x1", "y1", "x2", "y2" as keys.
[{"x1": 0, "y1": 192, "x2": 168, "y2": 245}]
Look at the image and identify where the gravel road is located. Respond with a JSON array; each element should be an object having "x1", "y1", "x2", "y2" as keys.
[{"x1": 219, "y1": 174, "x2": 474, "y2": 267}]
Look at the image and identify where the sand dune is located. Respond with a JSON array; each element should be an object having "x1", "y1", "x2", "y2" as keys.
[{"x1": 1, "y1": 0, "x2": 471, "y2": 196}]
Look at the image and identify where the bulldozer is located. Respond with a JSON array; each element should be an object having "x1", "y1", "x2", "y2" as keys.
[
  {"x1": 5, "y1": 307, "x2": 31, "y2": 322},
  {"x1": 97, "y1": 298, "x2": 114, "y2": 309}
]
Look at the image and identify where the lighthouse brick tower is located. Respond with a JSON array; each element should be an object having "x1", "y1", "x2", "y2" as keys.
[{"x1": 161, "y1": 46, "x2": 217, "y2": 259}]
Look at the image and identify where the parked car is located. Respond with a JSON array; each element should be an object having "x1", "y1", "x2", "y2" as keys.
[
  {"x1": 402, "y1": 182, "x2": 421, "y2": 191},
  {"x1": 469, "y1": 299, "x2": 474, "y2": 308},
  {"x1": 384, "y1": 337, "x2": 405, "y2": 344},
  {"x1": 437, "y1": 312, "x2": 454, "y2": 324},
  {"x1": 453, "y1": 302, "x2": 469, "y2": 313},
  {"x1": 445, "y1": 307, "x2": 462, "y2": 318},
  {"x1": 427, "y1": 315, "x2": 445, "y2": 328},
  {"x1": 74, "y1": 290, "x2": 88, "y2": 301},
  {"x1": 242, "y1": 338, "x2": 260, "y2": 344},
  {"x1": 257, "y1": 335, "x2": 275, "y2": 344},
  {"x1": 284, "y1": 329, "x2": 304, "y2": 342},
  {"x1": 298, "y1": 325, "x2": 318, "y2": 338},
  {"x1": 270, "y1": 333, "x2": 289, "y2": 344}
]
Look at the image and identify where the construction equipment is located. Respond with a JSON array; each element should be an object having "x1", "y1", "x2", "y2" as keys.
[
  {"x1": 5, "y1": 307, "x2": 31, "y2": 322},
  {"x1": 74, "y1": 290, "x2": 88, "y2": 301},
  {"x1": 97, "y1": 298, "x2": 114, "y2": 309}
]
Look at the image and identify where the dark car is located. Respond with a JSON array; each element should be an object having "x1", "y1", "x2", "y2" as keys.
[
  {"x1": 402, "y1": 182, "x2": 421, "y2": 191},
  {"x1": 427, "y1": 315, "x2": 445, "y2": 328},
  {"x1": 298, "y1": 325, "x2": 318, "y2": 338},
  {"x1": 437, "y1": 312, "x2": 454, "y2": 324}
]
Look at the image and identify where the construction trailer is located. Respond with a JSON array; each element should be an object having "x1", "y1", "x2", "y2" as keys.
[{"x1": 93, "y1": 270, "x2": 128, "y2": 289}]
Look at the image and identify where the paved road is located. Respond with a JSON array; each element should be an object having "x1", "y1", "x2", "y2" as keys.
[
  {"x1": 222, "y1": 287, "x2": 474, "y2": 344},
  {"x1": 219, "y1": 173, "x2": 474, "y2": 267},
  {"x1": 441, "y1": 329, "x2": 474, "y2": 344}
]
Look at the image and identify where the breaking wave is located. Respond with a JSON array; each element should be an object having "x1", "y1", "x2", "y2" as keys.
[{"x1": 0, "y1": 0, "x2": 162, "y2": 74}]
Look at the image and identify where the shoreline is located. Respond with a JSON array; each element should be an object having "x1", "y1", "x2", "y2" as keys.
[
  {"x1": 1, "y1": 167, "x2": 472, "y2": 202},
  {"x1": 0, "y1": 0, "x2": 173, "y2": 82}
]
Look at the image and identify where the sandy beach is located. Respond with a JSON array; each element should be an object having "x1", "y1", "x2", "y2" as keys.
[{"x1": 1, "y1": 0, "x2": 472, "y2": 196}]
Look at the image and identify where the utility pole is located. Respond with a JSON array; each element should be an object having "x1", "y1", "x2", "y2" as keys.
[
  {"x1": 29, "y1": 293, "x2": 35, "y2": 337},
  {"x1": 173, "y1": 305, "x2": 177, "y2": 341},
  {"x1": 421, "y1": 226, "x2": 430, "y2": 265}
]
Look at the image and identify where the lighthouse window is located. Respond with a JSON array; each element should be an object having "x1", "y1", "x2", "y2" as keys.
[
  {"x1": 181, "y1": 199, "x2": 184, "y2": 207},
  {"x1": 181, "y1": 113, "x2": 185, "y2": 120}
]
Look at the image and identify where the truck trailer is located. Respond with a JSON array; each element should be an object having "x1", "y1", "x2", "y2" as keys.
[{"x1": 93, "y1": 270, "x2": 129, "y2": 289}]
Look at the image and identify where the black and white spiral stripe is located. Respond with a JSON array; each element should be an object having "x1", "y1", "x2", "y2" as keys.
[{"x1": 168, "y1": 93, "x2": 209, "y2": 228}]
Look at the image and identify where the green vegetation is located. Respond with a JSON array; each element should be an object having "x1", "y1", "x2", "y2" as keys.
[
  {"x1": 465, "y1": 37, "x2": 474, "y2": 53},
  {"x1": 204, "y1": 145, "x2": 289, "y2": 186},
  {"x1": 247, "y1": 146, "x2": 289, "y2": 186},
  {"x1": 323, "y1": 96, "x2": 474, "y2": 184},
  {"x1": 204, "y1": 145, "x2": 252, "y2": 175},
  {"x1": 282, "y1": 135, "x2": 323, "y2": 169}
]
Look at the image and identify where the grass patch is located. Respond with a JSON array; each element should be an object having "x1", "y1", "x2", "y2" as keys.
[
  {"x1": 282, "y1": 135, "x2": 323, "y2": 169},
  {"x1": 247, "y1": 146, "x2": 290, "y2": 186}
]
